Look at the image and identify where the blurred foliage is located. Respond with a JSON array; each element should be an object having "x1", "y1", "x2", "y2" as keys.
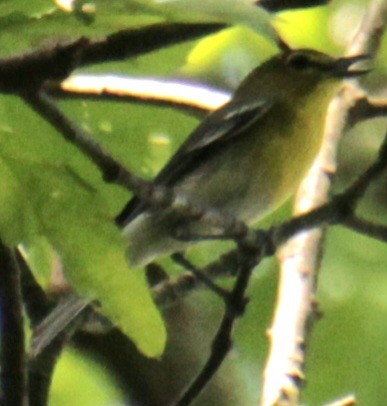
[
  {"x1": 180, "y1": 25, "x2": 278, "y2": 88},
  {"x1": 0, "y1": 0, "x2": 385, "y2": 405},
  {"x1": 49, "y1": 348, "x2": 124, "y2": 405},
  {"x1": 0, "y1": 96, "x2": 166, "y2": 357}
]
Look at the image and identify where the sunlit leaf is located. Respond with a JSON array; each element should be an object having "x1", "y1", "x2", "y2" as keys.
[
  {"x1": 182, "y1": 25, "x2": 278, "y2": 87},
  {"x1": 50, "y1": 348, "x2": 124, "y2": 405},
  {"x1": 0, "y1": 152, "x2": 166, "y2": 357}
]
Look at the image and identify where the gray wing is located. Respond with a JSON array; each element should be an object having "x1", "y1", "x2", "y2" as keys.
[
  {"x1": 116, "y1": 96, "x2": 274, "y2": 226},
  {"x1": 30, "y1": 294, "x2": 90, "y2": 358}
]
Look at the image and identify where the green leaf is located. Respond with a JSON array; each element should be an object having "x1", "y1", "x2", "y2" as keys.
[
  {"x1": 0, "y1": 153, "x2": 166, "y2": 357},
  {"x1": 50, "y1": 348, "x2": 124, "y2": 405},
  {"x1": 0, "y1": 157, "x2": 36, "y2": 245},
  {"x1": 22, "y1": 236, "x2": 56, "y2": 289},
  {"x1": 182, "y1": 25, "x2": 278, "y2": 87}
]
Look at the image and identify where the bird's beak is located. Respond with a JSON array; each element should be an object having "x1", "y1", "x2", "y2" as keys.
[{"x1": 334, "y1": 54, "x2": 372, "y2": 78}]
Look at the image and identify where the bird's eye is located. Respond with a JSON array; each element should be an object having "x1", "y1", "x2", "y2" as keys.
[{"x1": 287, "y1": 54, "x2": 310, "y2": 70}]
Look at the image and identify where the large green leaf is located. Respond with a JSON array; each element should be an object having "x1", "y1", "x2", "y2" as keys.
[{"x1": 0, "y1": 95, "x2": 166, "y2": 357}]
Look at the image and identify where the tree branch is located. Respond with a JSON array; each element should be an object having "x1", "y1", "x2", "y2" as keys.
[
  {"x1": 47, "y1": 75, "x2": 230, "y2": 118},
  {"x1": 0, "y1": 23, "x2": 225, "y2": 93},
  {"x1": 344, "y1": 215, "x2": 387, "y2": 242},
  {"x1": 260, "y1": 0, "x2": 387, "y2": 404},
  {"x1": 174, "y1": 234, "x2": 271, "y2": 405},
  {"x1": 323, "y1": 394, "x2": 357, "y2": 406},
  {"x1": 348, "y1": 92, "x2": 387, "y2": 127}
]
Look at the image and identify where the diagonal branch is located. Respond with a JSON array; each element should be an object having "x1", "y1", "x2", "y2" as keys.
[
  {"x1": 348, "y1": 92, "x2": 387, "y2": 126},
  {"x1": 344, "y1": 215, "x2": 387, "y2": 242},
  {"x1": 174, "y1": 233, "x2": 272, "y2": 405}
]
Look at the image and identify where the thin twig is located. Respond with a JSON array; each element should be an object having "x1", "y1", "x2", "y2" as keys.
[
  {"x1": 47, "y1": 75, "x2": 230, "y2": 118},
  {"x1": 154, "y1": 249, "x2": 240, "y2": 306},
  {"x1": 348, "y1": 93, "x2": 387, "y2": 127},
  {"x1": 174, "y1": 235, "x2": 270, "y2": 405},
  {"x1": 171, "y1": 253, "x2": 230, "y2": 300},
  {"x1": 0, "y1": 242, "x2": 27, "y2": 406},
  {"x1": 344, "y1": 215, "x2": 387, "y2": 242},
  {"x1": 340, "y1": 130, "x2": 387, "y2": 202},
  {"x1": 323, "y1": 394, "x2": 357, "y2": 406}
]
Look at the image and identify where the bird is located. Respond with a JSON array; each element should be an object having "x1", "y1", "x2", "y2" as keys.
[
  {"x1": 116, "y1": 47, "x2": 370, "y2": 268},
  {"x1": 29, "y1": 46, "x2": 370, "y2": 359}
]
